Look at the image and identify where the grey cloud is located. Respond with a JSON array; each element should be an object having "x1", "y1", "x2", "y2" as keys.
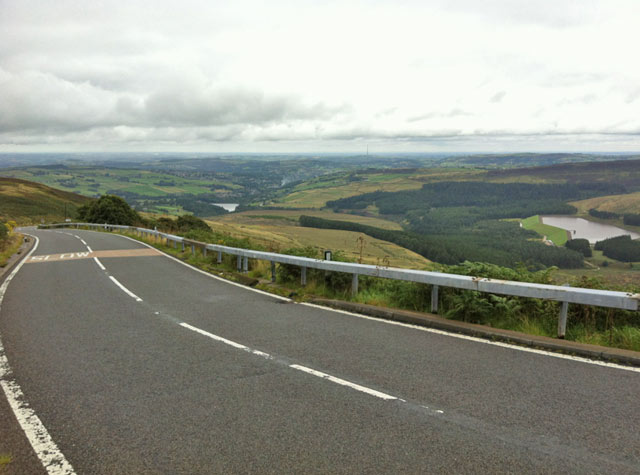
[
  {"x1": 0, "y1": 68, "x2": 346, "y2": 135},
  {"x1": 408, "y1": 109, "x2": 473, "y2": 122},
  {"x1": 490, "y1": 91, "x2": 506, "y2": 103}
]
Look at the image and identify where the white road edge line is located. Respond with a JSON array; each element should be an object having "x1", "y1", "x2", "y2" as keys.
[
  {"x1": 289, "y1": 364, "x2": 397, "y2": 400},
  {"x1": 300, "y1": 302, "x2": 640, "y2": 374},
  {"x1": 0, "y1": 234, "x2": 76, "y2": 474},
  {"x1": 93, "y1": 257, "x2": 106, "y2": 271},
  {"x1": 108, "y1": 276, "x2": 143, "y2": 302},
  {"x1": 87, "y1": 230, "x2": 640, "y2": 373}
]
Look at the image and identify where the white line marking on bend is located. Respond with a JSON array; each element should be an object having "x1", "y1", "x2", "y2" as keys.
[
  {"x1": 80, "y1": 239, "x2": 87, "y2": 245},
  {"x1": 180, "y1": 323, "x2": 273, "y2": 360},
  {"x1": 180, "y1": 322, "x2": 396, "y2": 400},
  {"x1": 300, "y1": 303, "x2": 640, "y2": 374},
  {"x1": 86, "y1": 246, "x2": 93, "y2": 252},
  {"x1": 93, "y1": 257, "x2": 106, "y2": 270},
  {"x1": 108, "y1": 276, "x2": 143, "y2": 302},
  {"x1": 290, "y1": 364, "x2": 397, "y2": 400},
  {"x1": 0, "y1": 235, "x2": 76, "y2": 474}
]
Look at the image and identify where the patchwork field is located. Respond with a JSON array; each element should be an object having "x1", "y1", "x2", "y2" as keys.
[
  {"x1": 0, "y1": 166, "x2": 237, "y2": 198},
  {"x1": 269, "y1": 168, "x2": 483, "y2": 208}
]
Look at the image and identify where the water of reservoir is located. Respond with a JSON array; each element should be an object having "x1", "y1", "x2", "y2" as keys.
[
  {"x1": 212, "y1": 203, "x2": 239, "y2": 212},
  {"x1": 540, "y1": 216, "x2": 640, "y2": 244}
]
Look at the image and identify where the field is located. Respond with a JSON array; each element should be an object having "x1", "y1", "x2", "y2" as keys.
[
  {"x1": 554, "y1": 249, "x2": 640, "y2": 288},
  {"x1": 521, "y1": 215, "x2": 569, "y2": 246},
  {"x1": 570, "y1": 191, "x2": 640, "y2": 214},
  {"x1": 269, "y1": 168, "x2": 483, "y2": 208},
  {"x1": 0, "y1": 177, "x2": 91, "y2": 224},
  {"x1": 205, "y1": 210, "x2": 430, "y2": 269},
  {"x1": 0, "y1": 166, "x2": 237, "y2": 198}
]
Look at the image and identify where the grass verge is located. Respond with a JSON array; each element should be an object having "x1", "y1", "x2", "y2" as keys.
[{"x1": 0, "y1": 234, "x2": 23, "y2": 268}]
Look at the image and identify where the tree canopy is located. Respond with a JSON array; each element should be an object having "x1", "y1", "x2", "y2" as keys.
[{"x1": 76, "y1": 195, "x2": 141, "y2": 225}]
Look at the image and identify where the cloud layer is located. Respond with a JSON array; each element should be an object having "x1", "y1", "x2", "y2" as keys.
[{"x1": 1, "y1": 0, "x2": 639, "y2": 151}]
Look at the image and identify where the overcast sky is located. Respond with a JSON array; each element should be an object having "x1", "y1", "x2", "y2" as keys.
[{"x1": 1, "y1": 0, "x2": 640, "y2": 153}]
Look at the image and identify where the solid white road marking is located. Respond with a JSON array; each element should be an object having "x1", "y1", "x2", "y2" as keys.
[
  {"x1": 289, "y1": 364, "x2": 398, "y2": 400},
  {"x1": 300, "y1": 303, "x2": 640, "y2": 374},
  {"x1": 108, "y1": 276, "x2": 143, "y2": 302},
  {"x1": 0, "y1": 234, "x2": 76, "y2": 474},
  {"x1": 93, "y1": 257, "x2": 106, "y2": 271}
]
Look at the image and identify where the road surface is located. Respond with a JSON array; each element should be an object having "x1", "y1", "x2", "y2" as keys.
[{"x1": 1, "y1": 228, "x2": 639, "y2": 474}]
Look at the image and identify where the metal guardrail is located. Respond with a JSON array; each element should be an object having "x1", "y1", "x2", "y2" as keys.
[{"x1": 40, "y1": 222, "x2": 640, "y2": 337}]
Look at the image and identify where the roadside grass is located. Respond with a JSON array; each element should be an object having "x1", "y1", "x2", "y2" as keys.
[
  {"x1": 521, "y1": 215, "x2": 569, "y2": 245},
  {"x1": 0, "y1": 234, "x2": 23, "y2": 267},
  {"x1": 105, "y1": 228, "x2": 640, "y2": 352},
  {"x1": 0, "y1": 454, "x2": 12, "y2": 470}
]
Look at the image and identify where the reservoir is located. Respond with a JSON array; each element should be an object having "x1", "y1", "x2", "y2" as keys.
[
  {"x1": 540, "y1": 216, "x2": 640, "y2": 244},
  {"x1": 212, "y1": 203, "x2": 239, "y2": 212}
]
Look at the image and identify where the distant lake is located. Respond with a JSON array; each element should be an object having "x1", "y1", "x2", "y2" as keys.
[
  {"x1": 212, "y1": 203, "x2": 239, "y2": 212},
  {"x1": 540, "y1": 216, "x2": 640, "y2": 244}
]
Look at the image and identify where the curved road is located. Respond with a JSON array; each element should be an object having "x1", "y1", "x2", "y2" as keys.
[{"x1": 1, "y1": 228, "x2": 639, "y2": 474}]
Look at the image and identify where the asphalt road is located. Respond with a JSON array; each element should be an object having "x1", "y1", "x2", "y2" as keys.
[{"x1": 1, "y1": 228, "x2": 639, "y2": 474}]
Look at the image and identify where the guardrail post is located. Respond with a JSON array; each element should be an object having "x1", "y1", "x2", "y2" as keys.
[
  {"x1": 352, "y1": 273, "x2": 359, "y2": 296},
  {"x1": 431, "y1": 285, "x2": 439, "y2": 313},
  {"x1": 301, "y1": 267, "x2": 307, "y2": 286},
  {"x1": 181, "y1": 241, "x2": 185, "y2": 251},
  {"x1": 173, "y1": 240, "x2": 177, "y2": 249},
  {"x1": 237, "y1": 255, "x2": 242, "y2": 271},
  {"x1": 191, "y1": 244, "x2": 195, "y2": 255},
  {"x1": 558, "y1": 284, "x2": 570, "y2": 339},
  {"x1": 203, "y1": 247, "x2": 207, "y2": 257},
  {"x1": 243, "y1": 256, "x2": 248, "y2": 273},
  {"x1": 271, "y1": 261, "x2": 276, "y2": 282},
  {"x1": 217, "y1": 251, "x2": 222, "y2": 264}
]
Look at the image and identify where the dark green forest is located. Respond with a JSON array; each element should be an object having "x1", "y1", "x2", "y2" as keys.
[
  {"x1": 319, "y1": 182, "x2": 626, "y2": 268},
  {"x1": 594, "y1": 235, "x2": 640, "y2": 262},
  {"x1": 299, "y1": 215, "x2": 584, "y2": 268}
]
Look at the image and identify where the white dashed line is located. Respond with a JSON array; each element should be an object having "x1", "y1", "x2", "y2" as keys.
[
  {"x1": 180, "y1": 323, "x2": 273, "y2": 360},
  {"x1": 289, "y1": 364, "x2": 398, "y2": 400},
  {"x1": 86, "y1": 246, "x2": 93, "y2": 252},
  {"x1": 0, "y1": 235, "x2": 76, "y2": 474},
  {"x1": 93, "y1": 257, "x2": 106, "y2": 271},
  {"x1": 80, "y1": 239, "x2": 87, "y2": 245},
  {"x1": 180, "y1": 322, "x2": 399, "y2": 401},
  {"x1": 108, "y1": 276, "x2": 143, "y2": 302}
]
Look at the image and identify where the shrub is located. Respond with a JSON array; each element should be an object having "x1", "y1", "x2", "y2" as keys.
[
  {"x1": 565, "y1": 238, "x2": 592, "y2": 257},
  {"x1": 76, "y1": 195, "x2": 141, "y2": 225}
]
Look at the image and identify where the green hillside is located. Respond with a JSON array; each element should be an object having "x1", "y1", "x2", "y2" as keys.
[{"x1": 0, "y1": 177, "x2": 92, "y2": 224}]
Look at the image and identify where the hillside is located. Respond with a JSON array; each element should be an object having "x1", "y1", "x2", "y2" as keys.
[
  {"x1": 486, "y1": 159, "x2": 640, "y2": 189},
  {"x1": 205, "y1": 210, "x2": 431, "y2": 269},
  {"x1": 0, "y1": 177, "x2": 91, "y2": 224}
]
